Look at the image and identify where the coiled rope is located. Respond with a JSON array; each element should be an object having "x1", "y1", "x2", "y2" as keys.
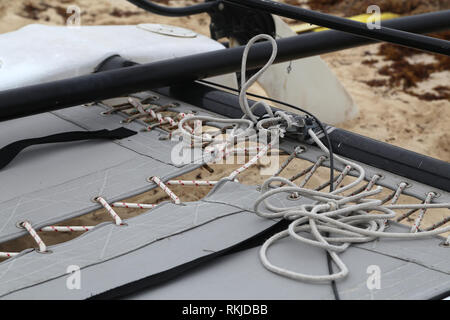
[{"x1": 255, "y1": 129, "x2": 450, "y2": 283}]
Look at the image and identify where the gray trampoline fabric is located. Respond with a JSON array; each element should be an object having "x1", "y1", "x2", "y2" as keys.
[
  {"x1": 0, "y1": 91, "x2": 448, "y2": 300},
  {"x1": 0, "y1": 105, "x2": 201, "y2": 243},
  {"x1": 0, "y1": 181, "x2": 277, "y2": 299},
  {"x1": 1, "y1": 180, "x2": 448, "y2": 300},
  {"x1": 128, "y1": 224, "x2": 449, "y2": 300}
]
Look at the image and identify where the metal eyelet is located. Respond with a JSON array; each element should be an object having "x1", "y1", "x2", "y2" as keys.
[
  {"x1": 141, "y1": 95, "x2": 159, "y2": 104},
  {"x1": 397, "y1": 181, "x2": 412, "y2": 189},
  {"x1": 16, "y1": 221, "x2": 27, "y2": 229},
  {"x1": 287, "y1": 193, "x2": 300, "y2": 201},
  {"x1": 426, "y1": 191, "x2": 441, "y2": 199},
  {"x1": 35, "y1": 249, "x2": 53, "y2": 254},
  {"x1": 439, "y1": 241, "x2": 449, "y2": 248},
  {"x1": 373, "y1": 173, "x2": 384, "y2": 181},
  {"x1": 83, "y1": 102, "x2": 96, "y2": 108},
  {"x1": 91, "y1": 196, "x2": 102, "y2": 203},
  {"x1": 294, "y1": 146, "x2": 306, "y2": 156}
]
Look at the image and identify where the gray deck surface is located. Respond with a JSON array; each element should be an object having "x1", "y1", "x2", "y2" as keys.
[
  {"x1": 129, "y1": 225, "x2": 449, "y2": 300},
  {"x1": 1, "y1": 181, "x2": 448, "y2": 300},
  {"x1": 0, "y1": 104, "x2": 201, "y2": 243},
  {"x1": 0, "y1": 93, "x2": 448, "y2": 300}
]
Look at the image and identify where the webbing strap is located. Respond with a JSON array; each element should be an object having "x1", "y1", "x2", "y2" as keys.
[{"x1": 0, "y1": 127, "x2": 137, "y2": 170}]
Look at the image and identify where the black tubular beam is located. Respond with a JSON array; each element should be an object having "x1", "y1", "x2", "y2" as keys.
[
  {"x1": 224, "y1": 0, "x2": 450, "y2": 56},
  {"x1": 0, "y1": 10, "x2": 449, "y2": 122},
  {"x1": 126, "y1": 0, "x2": 219, "y2": 16}
]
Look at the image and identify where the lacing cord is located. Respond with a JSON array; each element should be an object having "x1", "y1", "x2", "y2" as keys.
[
  {"x1": 254, "y1": 129, "x2": 450, "y2": 283},
  {"x1": 176, "y1": 34, "x2": 292, "y2": 175}
]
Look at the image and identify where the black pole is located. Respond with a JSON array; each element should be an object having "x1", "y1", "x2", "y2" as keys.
[
  {"x1": 224, "y1": 0, "x2": 450, "y2": 56},
  {"x1": 126, "y1": 0, "x2": 219, "y2": 17},
  {"x1": 0, "y1": 10, "x2": 449, "y2": 122}
]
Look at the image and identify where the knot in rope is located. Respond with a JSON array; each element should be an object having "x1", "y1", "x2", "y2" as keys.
[
  {"x1": 327, "y1": 200, "x2": 339, "y2": 211},
  {"x1": 275, "y1": 111, "x2": 295, "y2": 130}
]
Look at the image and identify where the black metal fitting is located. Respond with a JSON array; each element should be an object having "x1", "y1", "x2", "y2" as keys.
[{"x1": 208, "y1": 1, "x2": 275, "y2": 44}]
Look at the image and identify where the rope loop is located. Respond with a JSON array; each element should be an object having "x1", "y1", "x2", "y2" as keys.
[{"x1": 255, "y1": 129, "x2": 450, "y2": 283}]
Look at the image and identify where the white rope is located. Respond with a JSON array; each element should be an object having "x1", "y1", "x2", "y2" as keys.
[
  {"x1": 175, "y1": 34, "x2": 291, "y2": 182},
  {"x1": 239, "y1": 34, "x2": 278, "y2": 122},
  {"x1": 129, "y1": 98, "x2": 178, "y2": 128},
  {"x1": 411, "y1": 192, "x2": 435, "y2": 233},
  {"x1": 254, "y1": 129, "x2": 450, "y2": 283},
  {"x1": 299, "y1": 156, "x2": 326, "y2": 188},
  {"x1": 178, "y1": 115, "x2": 255, "y2": 144},
  {"x1": 151, "y1": 176, "x2": 181, "y2": 204},
  {"x1": 22, "y1": 221, "x2": 47, "y2": 253},
  {"x1": 227, "y1": 138, "x2": 276, "y2": 181},
  {"x1": 96, "y1": 197, "x2": 123, "y2": 226},
  {"x1": 365, "y1": 174, "x2": 381, "y2": 191},
  {"x1": 112, "y1": 202, "x2": 158, "y2": 209},
  {"x1": 167, "y1": 180, "x2": 218, "y2": 187},
  {"x1": 40, "y1": 226, "x2": 94, "y2": 232},
  {"x1": 0, "y1": 252, "x2": 19, "y2": 258},
  {"x1": 391, "y1": 182, "x2": 408, "y2": 204},
  {"x1": 333, "y1": 165, "x2": 351, "y2": 189}
]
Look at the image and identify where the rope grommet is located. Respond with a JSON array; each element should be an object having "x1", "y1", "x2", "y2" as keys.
[
  {"x1": 397, "y1": 181, "x2": 412, "y2": 189},
  {"x1": 35, "y1": 249, "x2": 53, "y2": 254},
  {"x1": 439, "y1": 241, "x2": 449, "y2": 248},
  {"x1": 21, "y1": 220, "x2": 48, "y2": 253},
  {"x1": 294, "y1": 146, "x2": 306, "y2": 156},
  {"x1": 91, "y1": 196, "x2": 102, "y2": 204},
  {"x1": 141, "y1": 95, "x2": 159, "y2": 103},
  {"x1": 426, "y1": 191, "x2": 441, "y2": 199},
  {"x1": 16, "y1": 220, "x2": 28, "y2": 229},
  {"x1": 287, "y1": 193, "x2": 300, "y2": 201},
  {"x1": 374, "y1": 173, "x2": 384, "y2": 180}
]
